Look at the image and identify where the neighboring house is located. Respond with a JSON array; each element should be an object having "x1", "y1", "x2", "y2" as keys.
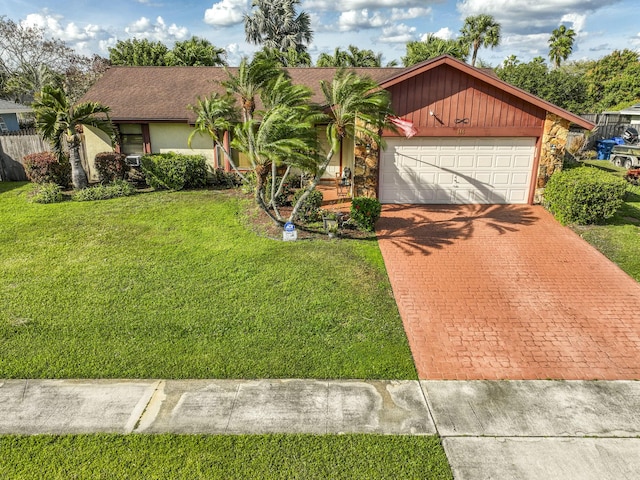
[
  {"x1": 0, "y1": 99, "x2": 32, "y2": 133},
  {"x1": 81, "y1": 55, "x2": 594, "y2": 204}
]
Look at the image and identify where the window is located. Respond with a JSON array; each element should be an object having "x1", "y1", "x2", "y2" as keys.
[{"x1": 119, "y1": 124, "x2": 144, "y2": 155}]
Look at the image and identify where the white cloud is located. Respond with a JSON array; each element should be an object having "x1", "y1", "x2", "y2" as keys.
[
  {"x1": 390, "y1": 8, "x2": 431, "y2": 21},
  {"x1": 204, "y1": 0, "x2": 249, "y2": 27},
  {"x1": 124, "y1": 16, "x2": 189, "y2": 42},
  {"x1": 560, "y1": 13, "x2": 586, "y2": 33},
  {"x1": 22, "y1": 13, "x2": 102, "y2": 42},
  {"x1": 430, "y1": 27, "x2": 454, "y2": 40},
  {"x1": 457, "y1": 0, "x2": 620, "y2": 34},
  {"x1": 338, "y1": 9, "x2": 385, "y2": 31},
  {"x1": 379, "y1": 23, "x2": 416, "y2": 43},
  {"x1": 303, "y1": 0, "x2": 426, "y2": 10}
]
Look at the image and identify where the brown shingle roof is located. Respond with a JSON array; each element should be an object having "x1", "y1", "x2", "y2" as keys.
[{"x1": 80, "y1": 66, "x2": 404, "y2": 123}]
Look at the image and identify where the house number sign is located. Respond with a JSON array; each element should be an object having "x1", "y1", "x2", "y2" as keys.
[{"x1": 283, "y1": 222, "x2": 297, "y2": 241}]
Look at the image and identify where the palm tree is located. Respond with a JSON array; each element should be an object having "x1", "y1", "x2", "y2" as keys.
[
  {"x1": 253, "y1": 46, "x2": 311, "y2": 67},
  {"x1": 459, "y1": 14, "x2": 501, "y2": 67},
  {"x1": 244, "y1": 0, "x2": 313, "y2": 54},
  {"x1": 222, "y1": 57, "x2": 282, "y2": 121},
  {"x1": 316, "y1": 45, "x2": 386, "y2": 67},
  {"x1": 33, "y1": 85, "x2": 113, "y2": 190},
  {"x1": 188, "y1": 93, "x2": 243, "y2": 177},
  {"x1": 220, "y1": 58, "x2": 321, "y2": 221},
  {"x1": 548, "y1": 25, "x2": 576, "y2": 68},
  {"x1": 289, "y1": 70, "x2": 394, "y2": 221}
]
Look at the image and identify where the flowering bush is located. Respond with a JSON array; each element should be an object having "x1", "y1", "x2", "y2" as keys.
[
  {"x1": 350, "y1": 196, "x2": 382, "y2": 231},
  {"x1": 23, "y1": 152, "x2": 71, "y2": 187},
  {"x1": 95, "y1": 152, "x2": 128, "y2": 183}
]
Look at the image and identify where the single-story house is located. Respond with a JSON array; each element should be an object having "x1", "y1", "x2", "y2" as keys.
[
  {"x1": 0, "y1": 99, "x2": 32, "y2": 133},
  {"x1": 81, "y1": 55, "x2": 594, "y2": 205}
]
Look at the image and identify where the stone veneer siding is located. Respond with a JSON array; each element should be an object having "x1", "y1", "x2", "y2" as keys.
[
  {"x1": 353, "y1": 138, "x2": 380, "y2": 199},
  {"x1": 534, "y1": 112, "x2": 570, "y2": 203}
]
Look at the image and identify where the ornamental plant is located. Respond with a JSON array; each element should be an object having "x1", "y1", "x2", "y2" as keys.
[
  {"x1": 140, "y1": 152, "x2": 208, "y2": 190},
  {"x1": 543, "y1": 166, "x2": 627, "y2": 224},
  {"x1": 95, "y1": 152, "x2": 128, "y2": 183},
  {"x1": 23, "y1": 151, "x2": 71, "y2": 187},
  {"x1": 350, "y1": 196, "x2": 382, "y2": 231}
]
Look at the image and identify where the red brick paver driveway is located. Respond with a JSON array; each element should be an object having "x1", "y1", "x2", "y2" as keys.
[{"x1": 377, "y1": 204, "x2": 640, "y2": 380}]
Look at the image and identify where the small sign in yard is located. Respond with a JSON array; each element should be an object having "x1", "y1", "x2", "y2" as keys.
[{"x1": 283, "y1": 222, "x2": 297, "y2": 241}]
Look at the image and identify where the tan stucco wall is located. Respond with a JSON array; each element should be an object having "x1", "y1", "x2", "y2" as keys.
[
  {"x1": 149, "y1": 123, "x2": 216, "y2": 169},
  {"x1": 317, "y1": 127, "x2": 354, "y2": 180},
  {"x1": 82, "y1": 125, "x2": 113, "y2": 182},
  {"x1": 534, "y1": 112, "x2": 570, "y2": 203}
]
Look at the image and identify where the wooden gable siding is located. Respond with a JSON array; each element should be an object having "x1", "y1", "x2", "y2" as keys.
[{"x1": 385, "y1": 64, "x2": 546, "y2": 137}]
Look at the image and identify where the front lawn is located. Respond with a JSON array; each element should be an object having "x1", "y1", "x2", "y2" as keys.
[
  {"x1": 0, "y1": 182, "x2": 415, "y2": 379},
  {"x1": 573, "y1": 161, "x2": 640, "y2": 281}
]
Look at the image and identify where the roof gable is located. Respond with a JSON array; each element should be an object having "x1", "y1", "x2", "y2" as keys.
[{"x1": 379, "y1": 55, "x2": 594, "y2": 130}]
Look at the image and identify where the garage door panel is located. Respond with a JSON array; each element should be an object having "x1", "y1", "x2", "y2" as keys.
[{"x1": 380, "y1": 137, "x2": 536, "y2": 204}]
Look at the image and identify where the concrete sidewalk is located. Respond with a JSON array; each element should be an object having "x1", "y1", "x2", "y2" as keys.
[{"x1": 1, "y1": 379, "x2": 639, "y2": 479}]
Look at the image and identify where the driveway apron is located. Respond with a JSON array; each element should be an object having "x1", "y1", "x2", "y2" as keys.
[{"x1": 377, "y1": 204, "x2": 640, "y2": 380}]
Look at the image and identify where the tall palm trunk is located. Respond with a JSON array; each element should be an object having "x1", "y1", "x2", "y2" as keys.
[{"x1": 68, "y1": 135, "x2": 89, "y2": 190}]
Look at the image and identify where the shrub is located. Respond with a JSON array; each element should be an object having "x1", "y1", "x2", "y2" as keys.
[
  {"x1": 292, "y1": 188, "x2": 323, "y2": 222},
  {"x1": 23, "y1": 152, "x2": 71, "y2": 187},
  {"x1": 95, "y1": 152, "x2": 128, "y2": 183},
  {"x1": 72, "y1": 180, "x2": 136, "y2": 202},
  {"x1": 30, "y1": 182, "x2": 64, "y2": 204},
  {"x1": 265, "y1": 174, "x2": 299, "y2": 206},
  {"x1": 140, "y1": 152, "x2": 207, "y2": 190},
  {"x1": 543, "y1": 166, "x2": 627, "y2": 224},
  {"x1": 210, "y1": 168, "x2": 243, "y2": 188},
  {"x1": 350, "y1": 197, "x2": 382, "y2": 231}
]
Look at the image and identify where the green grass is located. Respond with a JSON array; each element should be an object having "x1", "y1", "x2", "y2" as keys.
[
  {"x1": 0, "y1": 182, "x2": 415, "y2": 379},
  {"x1": 572, "y1": 161, "x2": 640, "y2": 281},
  {"x1": 0, "y1": 434, "x2": 453, "y2": 479}
]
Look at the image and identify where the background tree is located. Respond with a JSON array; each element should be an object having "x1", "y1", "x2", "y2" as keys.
[
  {"x1": 459, "y1": 14, "x2": 501, "y2": 67},
  {"x1": 402, "y1": 35, "x2": 468, "y2": 66},
  {"x1": 32, "y1": 85, "x2": 114, "y2": 190},
  {"x1": 108, "y1": 38, "x2": 169, "y2": 66},
  {"x1": 253, "y1": 46, "x2": 311, "y2": 67},
  {"x1": 583, "y1": 49, "x2": 640, "y2": 111},
  {"x1": 316, "y1": 45, "x2": 393, "y2": 67},
  {"x1": 244, "y1": 0, "x2": 313, "y2": 54},
  {"x1": 495, "y1": 56, "x2": 588, "y2": 113},
  {"x1": 548, "y1": 25, "x2": 576, "y2": 68},
  {"x1": 164, "y1": 37, "x2": 227, "y2": 66},
  {"x1": 0, "y1": 16, "x2": 100, "y2": 103}
]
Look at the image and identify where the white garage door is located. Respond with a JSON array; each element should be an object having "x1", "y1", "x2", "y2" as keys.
[{"x1": 379, "y1": 137, "x2": 537, "y2": 204}]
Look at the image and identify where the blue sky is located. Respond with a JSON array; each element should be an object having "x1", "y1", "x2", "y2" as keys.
[{"x1": 2, "y1": 0, "x2": 639, "y2": 66}]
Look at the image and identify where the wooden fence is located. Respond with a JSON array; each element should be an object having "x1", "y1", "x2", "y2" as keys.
[{"x1": 0, "y1": 130, "x2": 50, "y2": 181}]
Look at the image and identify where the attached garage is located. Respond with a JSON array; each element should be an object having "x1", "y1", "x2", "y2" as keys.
[
  {"x1": 353, "y1": 55, "x2": 595, "y2": 205},
  {"x1": 379, "y1": 137, "x2": 536, "y2": 204}
]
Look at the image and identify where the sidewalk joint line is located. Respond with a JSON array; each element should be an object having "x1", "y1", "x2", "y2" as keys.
[
  {"x1": 418, "y1": 381, "x2": 441, "y2": 437},
  {"x1": 225, "y1": 384, "x2": 240, "y2": 434}
]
